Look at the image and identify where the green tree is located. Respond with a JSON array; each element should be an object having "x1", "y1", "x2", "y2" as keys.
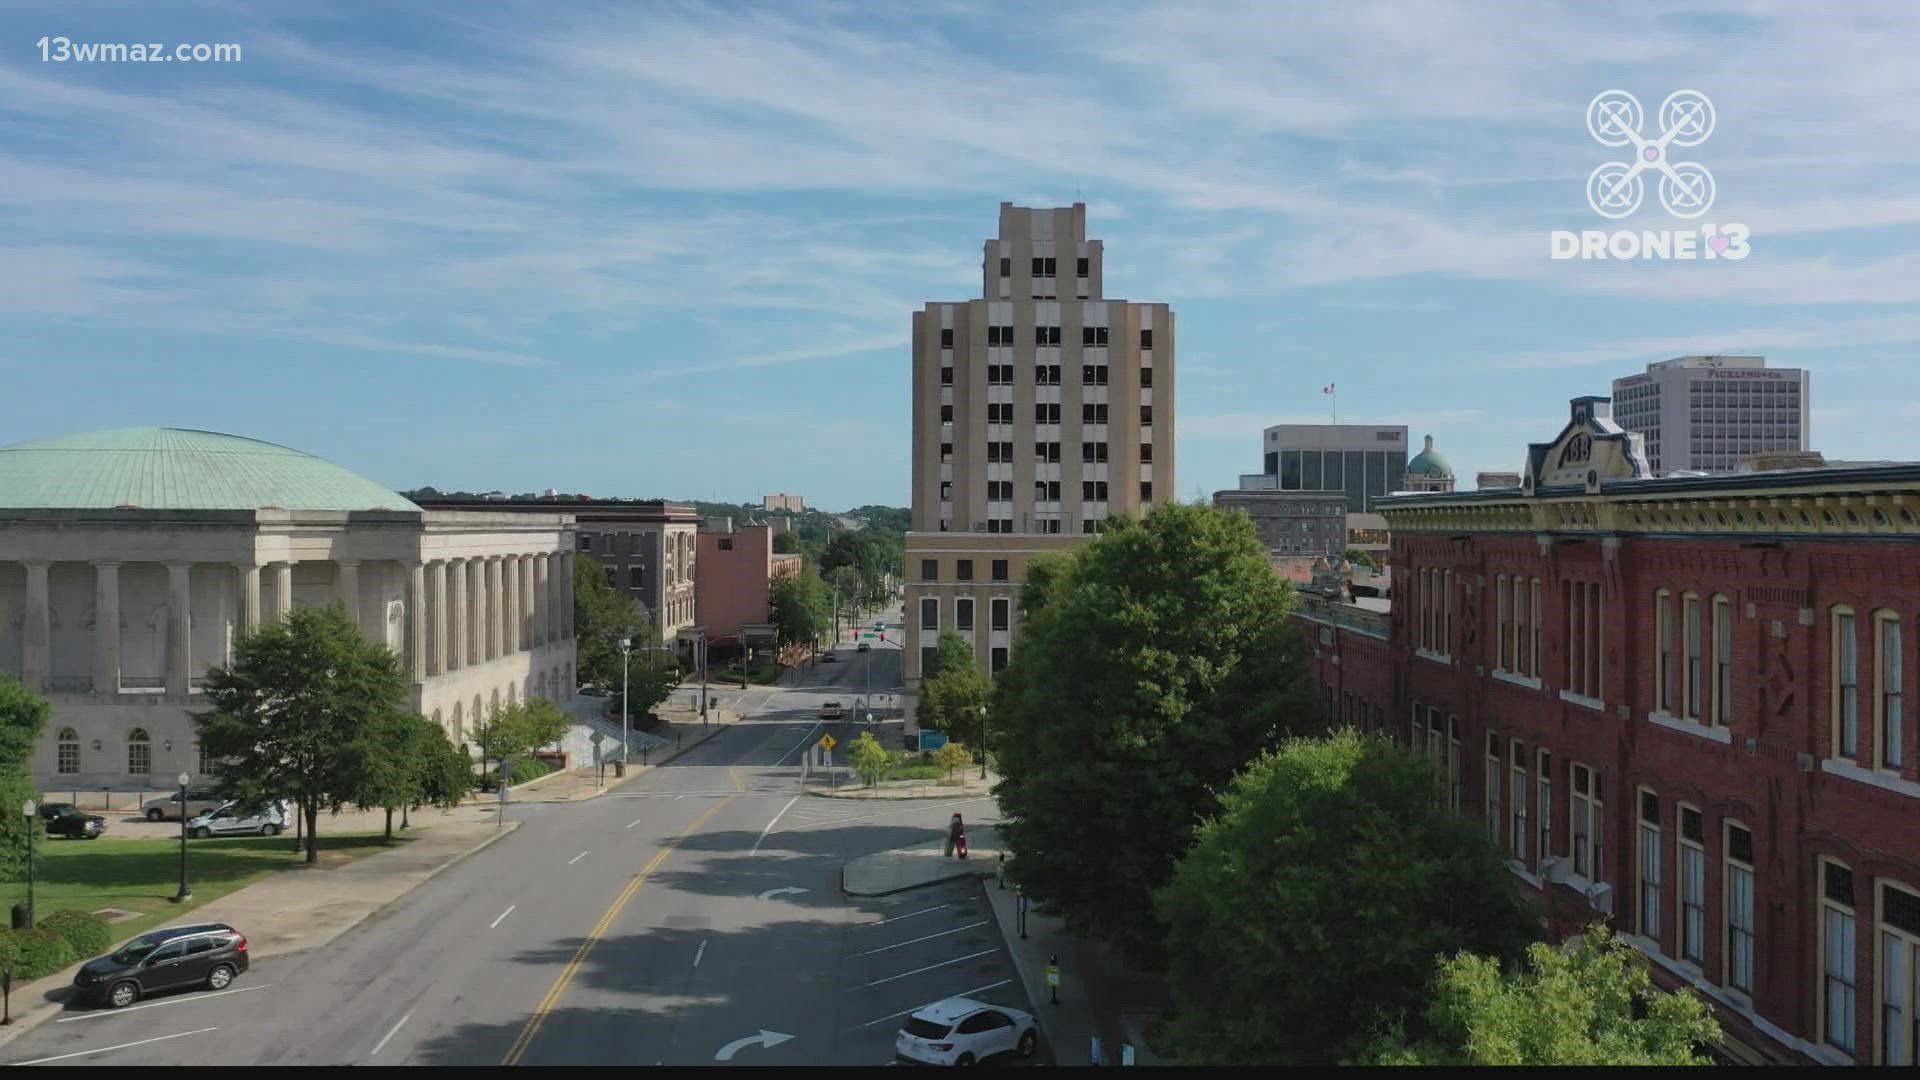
[
  {"x1": 769, "y1": 566, "x2": 830, "y2": 647},
  {"x1": 409, "y1": 715, "x2": 475, "y2": 817},
  {"x1": 471, "y1": 698, "x2": 571, "y2": 782},
  {"x1": 927, "y1": 629, "x2": 976, "y2": 680},
  {"x1": 772, "y1": 531, "x2": 798, "y2": 554},
  {"x1": 347, "y1": 709, "x2": 420, "y2": 841},
  {"x1": 916, "y1": 665, "x2": 990, "y2": 734},
  {"x1": 0, "y1": 675, "x2": 51, "y2": 879},
  {"x1": 849, "y1": 731, "x2": 892, "y2": 786},
  {"x1": 1365, "y1": 925, "x2": 1719, "y2": 1066},
  {"x1": 1345, "y1": 547, "x2": 1380, "y2": 571},
  {"x1": 1156, "y1": 730, "x2": 1537, "y2": 1065},
  {"x1": 932, "y1": 740, "x2": 973, "y2": 779},
  {"x1": 197, "y1": 605, "x2": 411, "y2": 864},
  {"x1": 992, "y1": 502, "x2": 1323, "y2": 963},
  {"x1": 573, "y1": 556, "x2": 651, "y2": 692}
]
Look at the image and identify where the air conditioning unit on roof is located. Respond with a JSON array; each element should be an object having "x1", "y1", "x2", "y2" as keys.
[
  {"x1": 1585, "y1": 882, "x2": 1614, "y2": 914},
  {"x1": 1538, "y1": 855, "x2": 1570, "y2": 884}
]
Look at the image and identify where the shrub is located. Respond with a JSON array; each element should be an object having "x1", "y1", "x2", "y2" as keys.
[
  {"x1": 40, "y1": 910, "x2": 111, "y2": 959},
  {"x1": 894, "y1": 763, "x2": 945, "y2": 781},
  {"x1": 0, "y1": 927, "x2": 77, "y2": 980},
  {"x1": 509, "y1": 757, "x2": 551, "y2": 785}
]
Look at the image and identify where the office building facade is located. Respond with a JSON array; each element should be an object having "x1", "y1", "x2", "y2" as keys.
[
  {"x1": 1611, "y1": 355, "x2": 1810, "y2": 476},
  {"x1": 1261, "y1": 424, "x2": 1408, "y2": 512},
  {"x1": 905, "y1": 202, "x2": 1174, "y2": 679}
]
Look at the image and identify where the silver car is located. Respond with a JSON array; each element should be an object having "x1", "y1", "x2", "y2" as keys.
[
  {"x1": 142, "y1": 789, "x2": 225, "y2": 822},
  {"x1": 187, "y1": 801, "x2": 287, "y2": 838}
]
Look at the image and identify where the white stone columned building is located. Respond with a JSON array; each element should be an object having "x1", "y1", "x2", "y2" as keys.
[{"x1": 0, "y1": 428, "x2": 577, "y2": 790}]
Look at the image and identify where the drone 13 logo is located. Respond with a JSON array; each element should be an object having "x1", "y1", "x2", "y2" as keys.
[{"x1": 1551, "y1": 89, "x2": 1749, "y2": 260}]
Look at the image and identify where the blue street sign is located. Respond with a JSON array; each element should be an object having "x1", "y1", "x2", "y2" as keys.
[{"x1": 919, "y1": 730, "x2": 949, "y2": 751}]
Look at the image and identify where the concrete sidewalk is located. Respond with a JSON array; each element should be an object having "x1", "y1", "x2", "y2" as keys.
[
  {"x1": 501, "y1": 706, "x2": 740, "y2": 803},
  {"x1": 0, "y1": 811, "x2": 518, "y2": 1048},
  {"x1": 807, "y1": 770, "x2": 995, "y2": 800},
  {"x1": 842, "y1": 826, "x2": 1002, "y2": 895}
]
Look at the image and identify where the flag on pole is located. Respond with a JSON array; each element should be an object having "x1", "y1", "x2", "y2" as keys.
[{"x1": 1323, "y1": 383, "x2": 1335, "y2": 394}]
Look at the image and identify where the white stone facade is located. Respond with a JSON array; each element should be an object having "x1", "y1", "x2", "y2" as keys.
[{"x1": 0, "y1": 508, "x2": 576, "y2": 790}]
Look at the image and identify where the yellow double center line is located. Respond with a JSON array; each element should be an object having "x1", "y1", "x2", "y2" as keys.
[{"x1": 500, "y1": 767, "x2": 747, "y2": 1066}]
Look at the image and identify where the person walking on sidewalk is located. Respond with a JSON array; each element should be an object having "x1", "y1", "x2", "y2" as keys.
[
  {"x1": 945, "y1": 812, "x2": 967, "y2": 858},
  {"x1": 1045, "y1": 955, "x2": 1060, "y2": 1004}
]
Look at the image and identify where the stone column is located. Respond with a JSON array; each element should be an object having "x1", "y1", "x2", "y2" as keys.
[
  {"x1": 274, "y1": 562, "x2": 294, "y2": 621},
  {"x1": 560, "y1": 553, "x2": 574, "y2": 638},
  {"x1": 431, "y1": 560, "x2": 449, "y2": 676},
  {"x1": 521, "y1": 554, "x2": 537, "y2": 649},
  {"x1": 22, "y1": 561, "x2": 51, "y2": 691},
  {"x1": 530, "y1": 554, "x2": 546, "y2": 647},
  {"x1": 549, "y1": 552, "x2": 567, "y2": 642},
  {"x1": 92, "y1": 562, "x2": 121, "y2": 695},
  {"x1": 487, "y1": 557, "x2": 504, "y2": 660},
  {"x1": 336, "y1": 560, "x2": 362, "y2": 630},
  {"x1": 448, "y1": 558, "x2": 468, "y2": 671},
  {"x1": 166, "y1": 562, "x2": 193, "y2": 697},
  {"x1": 507, "y1": 556, "x2": 524, "y2": 654},
  {"x1": 407, "y1": 562, "x2": 427, "y2": 683},
  {"x1": 237, "y1": 563, "x2": 261, "y2": 631}
]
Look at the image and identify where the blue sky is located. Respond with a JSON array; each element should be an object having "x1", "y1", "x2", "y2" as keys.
[{"x1": 4, "y1": 1, "x2": 1919, "y2": 510}]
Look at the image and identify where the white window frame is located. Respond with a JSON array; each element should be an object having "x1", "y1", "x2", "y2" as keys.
[
  {"x1": 1877, "y1": 610, "x2": 1904, "y2": 772},
  {"x1": 1724, "y1": 820, "x2": 1755, "y2": 998},
  {"x1": 1879, "y1": 880, "x2": 1920, "y2": 1065},
  {"x1": 1486, "y1": 732, "x2": 1502, "y2": 846},
  {"x1": 1496, "y1": 574, "x2": 1510, "y2": 671},
  {"x1": 1447, "y1": 715, "x2": 1462, "y2": 813},
  {"x1": 1822, "y1": 856, "x2": 1859, "y2": 1056},
  {"x1": 1512, "y1": 574, "x2": 1528, "y2": 675},
  {"x1": 1835, "y1": 607, "x2": 1860, "y2": 761},
  {"x1": 920, "y1": 596, "x2": 939, "y2": 632},
  {"x1": 1531, "y1": 578, "x2": 1543, "y2": 678},
  {"x1": 56, "y1": 728, "x2": 79, "y2": 775},
  {"x1": 1570, "y1": 762, "x2": 1601, "y2": 881},
  {"x1": 1684, "y1": 593, "x2": 1703, "y2": 720},
  {"x1": 1443, "y1": 569, "x2": 1454, "y2": 656},
  {"x1": 1713, "y1": 594, "x2": 1733, "y2": 727},
  {"x1": 1537, "y1": 749, "x2": 1553, "y2": 874},
  {"x1": 1678, "y1": 804, "x2": 1706, "y2": 967},
  {"x1": 1510, "y1": 738, "x2": 1527, "y2": 865},
  {"x1": 1657, "y1": 589, "x2": 1676, "y2": 712},
  {"x1": 1638, "y1": 787, "x2": 1662, "y2": 942}
]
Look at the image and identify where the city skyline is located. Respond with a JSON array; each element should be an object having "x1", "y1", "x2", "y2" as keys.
[{"x1": 4, "y1": 2, "x2": 1919, "y2": 507}]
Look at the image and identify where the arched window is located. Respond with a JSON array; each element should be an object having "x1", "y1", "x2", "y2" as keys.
[
  {"x1": 432, "y1": 707, "x2": 443, "y2": 734},
  {"x1": 127, "y1": 728, "x2": 151, "y2": 774},
  {"x1": 451, "y1": 700, "x2": 464, "y2": 745},
  {"x1": 56, "y1": 728, "x2": 79, "y2": 775},
  {"x1": 506, "y1": 683, "x2": 518, "y2": 707},
  {"x1": 197, "y1": 740, "x2": 215, "y2": 778}
]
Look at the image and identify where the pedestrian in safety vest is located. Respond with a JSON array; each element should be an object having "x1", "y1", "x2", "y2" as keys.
[{"x1": 1045, "y1": 955, "x2": 1060, "y2": 1004}]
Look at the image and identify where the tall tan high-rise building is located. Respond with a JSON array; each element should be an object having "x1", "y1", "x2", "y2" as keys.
[{"x1": 904, "y1": 202, "x2": 1174, "y2": 679}]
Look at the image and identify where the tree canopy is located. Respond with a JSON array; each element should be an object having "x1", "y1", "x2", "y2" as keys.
[
  {"x1": 197, "y1": 604, "x2": 411, "y2": 864},
  {"x1": 769, "y1": 565, "x2": 831, "y2": 647},
  {"x1": 1156, "y1": 729, "x2": 1538, "y2": 1065},
  {"x1": 992, "y1": 502, "x2": 1323, "y2": 963},
  {"x1": 572, "y1": 556, "x2": 653, "y2": 693},
  {"x1": 472, "y1": 698, "x2": 572, "y2": 779},
  {"x1": 0, "y1": 675, "x2": 50, "y2": 878},
  {"x1": 1364, "y1": 925, "x2": 1720, "y2": 1066}
]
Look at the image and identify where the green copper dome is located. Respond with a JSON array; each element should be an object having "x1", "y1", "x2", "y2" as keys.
[
  {"x1": 1406, "y1": 434, "x2": 1453, "y2": 479},
  {"x1": 0, "y1": 427, "x2": 419, "y2": 511}
]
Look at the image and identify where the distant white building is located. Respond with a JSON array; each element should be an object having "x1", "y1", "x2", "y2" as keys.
[
  {"x1": 1610, "y1": 355, "x2": 1809, "y2": 475},
  {"x1": 762, "y1": 493, "x2": 806, "y2": 513}
]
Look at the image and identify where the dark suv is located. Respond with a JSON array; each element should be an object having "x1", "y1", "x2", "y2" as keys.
[
  {"x1": 74, "y1": 923, "x2": 250, "y2": 1008},
  {"x1": 38, "y1": 803, "x2": 105, "y2": 839}
]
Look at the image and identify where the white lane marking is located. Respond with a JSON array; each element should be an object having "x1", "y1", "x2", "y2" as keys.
[
  {"x1": 852, "y1": 920, "x2": 989, "y2": 957},
  {"x1": 852, "y1": 979, "x2": 1014, "y2": 1029},
  {"x1": 785, "y1": 798, "x2": 993, "y2": 832},
  {"x1": 55, "y1": 983, "x2": 270, "y2": 1022},
  {"x1": 568, "y1": 850, "x2": 590, "y2": 865},
  {"x1": 866, "y1": 903, "x2": 951, "y2": 927},
  {"x1": 627, "y1": 817, "x2": 645, "y2": 829},
  {"x1": 610, "y1": 792, "x2": 737, "y2": 799},
  {"x1": 370, "y1": 1010, "x2": 413, "y2": 1057},
  {"x1": 674, "y1": 793, "x2": 684, "y2": 801},
  {"x1": 693, "y1": 939, "x2": 707, "y2": 967},
  {"x1": 750, "y1": 794, "x2": 803, "y2": 855},
  {"x1": 15, "y1": 1026, "x2": 219, "y2": 1064},
  {"x1": 490, "y1": 904, "x2": 516, "y2": 929},
  {"x1": 856, "y1": 948, "x2": 1000, "y2": 990}
]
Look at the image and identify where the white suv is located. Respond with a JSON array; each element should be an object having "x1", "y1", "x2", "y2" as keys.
[
  {"x1": 819, "y1": 701, "x2": 844, "y2": 720},
  {"x1": 895, "y1": 996, "x2": 1039, "y2": 1066}
]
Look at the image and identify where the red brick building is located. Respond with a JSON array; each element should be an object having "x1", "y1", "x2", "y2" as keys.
[{"x1": 1305, "y1": 396, "x2": 1920, "y2": 1065}]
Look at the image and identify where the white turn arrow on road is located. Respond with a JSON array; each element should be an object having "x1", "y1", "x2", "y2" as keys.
[
  {"x1": 757, "y1": 886, "x2": 809, "y2": 901},
  {"x1": 714, "y1": 1029, "x2": 795, "y2": 1061}
]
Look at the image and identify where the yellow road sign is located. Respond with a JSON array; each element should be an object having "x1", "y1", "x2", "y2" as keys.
[{"x1": 818, "y1": 734, "x2": 837, "y2": 751}]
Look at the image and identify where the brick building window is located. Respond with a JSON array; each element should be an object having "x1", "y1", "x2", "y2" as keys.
[
  {"x1": 1444, "y1": 570, "x2": 1454, "y2": 655},
  {"x1": 1879, "y1": 880, "x2": 1920, "y2": 1063},
  {"x1": 1570, "y1": 762, "x2": 1601, "y2": 880},
  {"x1": 1485, "y1": 733, "x2": 1502, "y2": 847},
  {"x1": 1834, "y1": 606, "x2": 1860, "y2": 761},
  {"x1": 1877, "y1": 610, "x2": 1904, "y2": 771},
  {"x1": 1821, "y1": 858, "x2": 1858, "y2": 1055},
  {"x1": 1679, "y1": 805, "x2": 1706, "y2": 966},
  {"x1": 1447, "y1": 715, "x2": 1462, "y2": 813},
  {"x1": 920, "y1": 559, "x2": 937, "y2": 582},
  {"x1": 1638, "y1": 789, "x2": 1662, "y2": 940},
  {"x1": 1507, "y1": 739, "x2": 1527, "y2": 862},
  {"x1": 1531, "y1": 578, "x2": 1543, "y2": 678},
  {"x1": 1725, "y1": 822, "x2": 1755, "y2": 996},
  {"x1": 1495, "y1": 574, "x2": 1510, "y2": 669},
  {"x1": 1683, "y1": 593, "x2": 1703, "y2": 720},
  {"x1": 1714, "y1": 595, "x2": 1733, "y2": 726},
  {"x1": 1566, "y1": 581, "x2": 1602, "y2": 700},
  {"x1": 1537, "y1": 750, "x2": 1553, "y2": 874}
]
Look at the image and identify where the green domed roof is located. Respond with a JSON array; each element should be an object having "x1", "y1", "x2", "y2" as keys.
[
  {"x1": 0, "y1": 428, "x2": 419, "y2": 512},
  {"x1": 1407, "y1": 434, "x2": 1453, "y2": 478}
]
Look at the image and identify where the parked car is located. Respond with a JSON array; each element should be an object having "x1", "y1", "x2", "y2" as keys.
[
  {"x1": 186, "y1": 800, "x2": 286, "y2": 839},
  {"x1": 895, "y1": 997, "x2": 1039, "y2": 1066},
  {"x1": 857, "y1": 642, "x2": 872, "y2": 653},
  {"x1": 142, "y1": 788, "x2": 225, "y2": 822},
  {"x1": 822, "y1": 652, "x2": 839, "y2": 663},
  {"x1": 73, "y1": 923, "x2": 250, "y2": 1009},
  {"x1": 819, "y1": 701, "x2": 844, "y2": 720},
  {"x1": 39, "y1": 802, "x2": 105, "y2": 839}
]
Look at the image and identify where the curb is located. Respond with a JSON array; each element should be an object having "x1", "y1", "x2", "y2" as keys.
[
  {"x1": 514, "y1": 712, "x2": 737, "y2": 803},
  {"x1": 984, "y1": 880, "x2": 1062, "y2": 1058},
  {"x1": 842, "y1": 861, "x2": 996, "y2": 897},
  {"x1": 0, "y1": 821, "x2": 522, "y2": 1052},
  {"x1": 804, "y1": 786, "x2": 992, "y2": 801}
]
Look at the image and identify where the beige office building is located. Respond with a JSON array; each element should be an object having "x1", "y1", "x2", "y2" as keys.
[{"x1": 904, "y1": 202, "x2": 1174, "y2": 679}]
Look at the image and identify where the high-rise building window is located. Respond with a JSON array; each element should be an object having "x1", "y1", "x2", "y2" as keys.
[
  {"x1": 1140, "y1": 368, "x2": 1152, "y2": 388},
  {"x1": 991, "y1": 598, "x2": 1009, "y2": 631},
  {"x1": 920, "y1": 559, "x2": 937, "y2": 582},
  {"x1": 1140, "y1": 482, "x2": 1153, "y2": 501},
  {"x1": 941, "y1": 404, "x2": 953, "y2": 423},
  {"x1": 940, "y1": 442, "x2": 952, "y2": 461},
  {"x1": 956, "y1": 598, "x2": 974, "y2": 631},
  {"x1": 1141, "y1": 405, "x2": 1153, "y2": 424},
  {"x1": 1095, "y1": 327, "x2": 1108, "y2": 346},
  {"x1": 1683, "y1": 593, "x2": 1703, "y2": 720},
  {"x1": 941, "y1": 366, "x2": 953, "y2": 386},
  {"x1": 956, "y1": 559, "x2": 973, "y2": 582},
  {"x1": 991, "y1": 647, "x2": 1008, "y2": 672},
  {"x1": 940, "y1": 328, "x2": 953, "y2": 348},
  {"x1": 1140, "y1": 443, "x2": 1153, "y2": 464},
  {"x1": 1140, "y1": 328, "x2": 1153, "y2": 349},
  {"x1": 991, "y1": 559, "x2": 1008, "y2": 582},
  {"x1": 1076, "y1": 257, "x2": 1089, "y2": 277},
  {"x1": 920, "y1": 597, "x2": 939, "y2": 631},
  {"x1": 999, "y1": 257, "x2": 1010, "y2": 277}
]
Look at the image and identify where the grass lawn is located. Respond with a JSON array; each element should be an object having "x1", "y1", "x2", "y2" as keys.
[{"x1": 0, "y1": 832, "x2": 402, "y2": 945}]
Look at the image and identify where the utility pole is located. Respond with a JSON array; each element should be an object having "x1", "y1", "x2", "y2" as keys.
[{"x1": 699, "y1": 632, "x2": 709, "y2": 725}]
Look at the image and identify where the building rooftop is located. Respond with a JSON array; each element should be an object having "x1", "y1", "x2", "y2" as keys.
[
  {"x1": 0, "y1": 427, "x2": 418, "y2": 512},
  {"x1": 1405, "y1": 434, "x2": 1454, "y2": 480}
]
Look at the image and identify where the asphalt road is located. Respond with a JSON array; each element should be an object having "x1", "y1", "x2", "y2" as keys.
[{"x1": 5, "y1": 607, "x2": 1037, "y2": 1068}]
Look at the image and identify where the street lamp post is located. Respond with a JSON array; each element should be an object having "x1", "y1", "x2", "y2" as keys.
[
  {"x1": 699, "y1": 632, "x2": 709, "y2": 726},
  {"x1": 978, "y1": 705, "x2": 989, "y2": 779},
  {"x1": 172, "y1": 772, "x2": 192, "y2": 903},
  {"x1": 20, "y1": 800, "x2": 34, "y2": 927},
  {"x1": 618, "y1": 636, "x2": 632, "y2": 777}
]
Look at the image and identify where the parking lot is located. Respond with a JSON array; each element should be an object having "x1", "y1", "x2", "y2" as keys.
[{"x1": 832, "y1": 877, "x2": 1050, "y2": 1066}]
